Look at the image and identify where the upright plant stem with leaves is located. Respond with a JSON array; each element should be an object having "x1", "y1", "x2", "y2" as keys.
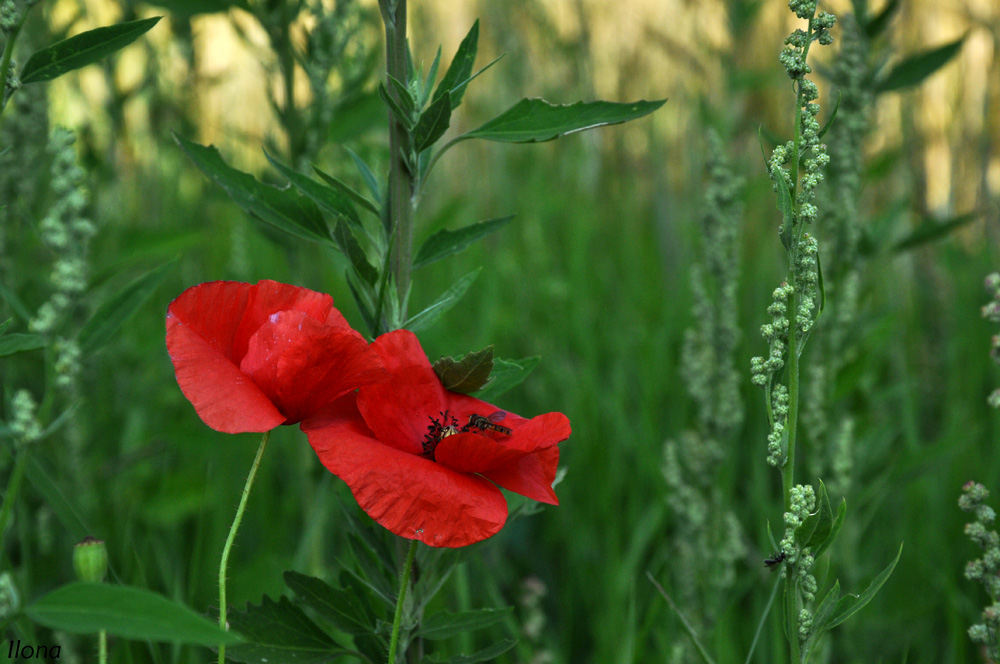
[{"x1": 750, "y1": 2, "x2": 899, "y2": 661}]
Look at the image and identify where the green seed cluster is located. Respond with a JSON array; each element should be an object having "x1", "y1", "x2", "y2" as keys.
[
  {"x1": 983, "y1": 273, "x2": 1000, "y2": 409},
  {"x1": 961, "y1": 481, "x2": 1000, "y2": 659}
]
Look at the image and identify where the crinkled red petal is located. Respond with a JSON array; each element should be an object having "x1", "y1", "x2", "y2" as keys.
[
  {"x1": 302, "y1": 409, "x2": 508, "y2": 548},
  {"x1": 240, "y1": 310, "x2": 386, "y2": 424}
]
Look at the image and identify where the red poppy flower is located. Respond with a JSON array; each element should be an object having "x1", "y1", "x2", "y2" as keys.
[
  {"x1": 166, "y1": 280, "x2": 385, "y2": 433},
  {"x1": 301, "y1": 329, "x2": 571, "y2": 548}
]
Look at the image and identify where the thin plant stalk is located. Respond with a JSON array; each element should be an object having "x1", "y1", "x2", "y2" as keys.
[
  {"x1": 218, "y1": 430, "x2": 271, "y2": 664},
  {"x1": 0, "y1": 6, "x2": 31, "y2": 131},
  {"x1": 379, "y1": 0, "x2": 415, "y2": 319},
  {"x1": 389, "y1": 539, "x2": 418, "y2": 664}
]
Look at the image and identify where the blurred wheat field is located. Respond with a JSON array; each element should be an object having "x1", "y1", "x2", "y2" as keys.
[{"x1": 4, "y1": 0, "x2": 1000, "y2": 662}]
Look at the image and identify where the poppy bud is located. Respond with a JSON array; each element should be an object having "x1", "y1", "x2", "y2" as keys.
[{"x1": 73, "y1": 537, "x2": 107, "y2": 583}]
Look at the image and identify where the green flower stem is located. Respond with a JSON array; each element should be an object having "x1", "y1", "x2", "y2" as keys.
[
  {"x1": 0, "y1": 8, "x2": 30, "y2": 131},
  {"x1": 388, "y1": 539, "x2": 418, "y2": 664},
  {"x1": 218, "y1": 430, "x2": 271, "y2": 664},
  {"x1": 98, "y1": 630, "x2": 107, "y2": 664},
  {"x1": 380, "y1": 0, "x2": 415, "y2": 320},
  {"x1": 0, "y1": 446, "x2": 29, "y2": 551}
]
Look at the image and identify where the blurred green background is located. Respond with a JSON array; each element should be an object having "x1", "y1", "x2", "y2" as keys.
[{"x1": 3, "y1": 0, "x2": 1000, "y2": 661}]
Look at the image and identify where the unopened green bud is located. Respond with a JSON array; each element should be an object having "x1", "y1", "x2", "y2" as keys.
[{"x1": 73, "y1": 536, "x2": 108, "y2": 583}]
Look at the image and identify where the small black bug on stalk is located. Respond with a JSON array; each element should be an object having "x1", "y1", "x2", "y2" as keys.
[{"x1": 764, "y1": 551, "x2": 787, "y2": 569}]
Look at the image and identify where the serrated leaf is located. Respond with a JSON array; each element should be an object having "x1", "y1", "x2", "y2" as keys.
[
  {"x1": 876, "y1": 35, "x2": 966, "y2": 93},
  {"x1": 265, "y1": 150, "x2": 361, "y2": 231},
  {"x1": 826, "y1": 542, "x2": 903, "y2": 629},
  {"x1": 225, "y1": 595, "x2": 347, "y2": 664},
  {"x1": 312, "y1": 164, "x2": 379, "y2": 216},
  {"x1": 78, "y1": 261, "x2": 174, "y2": 354},
  {"x1": 413, "y1": 215, "x2": 514, "y2": 269},
  {"x1": 419, "y1": 607, "x2": 513, "y2": 640},
  {"x1": 174, "y1": 134, "x2": 330, "y2": 244},
  {"x1": 282, "y1": 571, "x2": 378, "y2": 636},
  {"x1": 413, "y1": 91, "x2": 452, "y2": 153},
  {"x1": 334, "y1": 220, "x2": 378, "y2": 285},
  {"x1": 0, "y1": 333, "x2": 47, "y2": 357},
  {"x1": 433, "y1": 20, "x2": 479, "y2": 108},
  {"x1": 433, "y1": 345, "x2": 494, "y2": 393},
  {"x1": 25, "y1": 583, "x2": 241, "y2": 646},
  {"x1": 423, "y1": 638, "x2": 517, "y2": 664},
  {"x1": 404, "y1": 268, "x2": 481, "y2": 333},
  {"x1": 476, "y1": 356, "x2": 540, "y2": 402},
  {"x1": 464, "y1": 98, "x2": 665, "y2": 143},
  {"x1": 20, "y1": 17, "x2": 161, "y2": 84},
  {"x1": 891, "y1": 211, "x2": 979, "y2": 253}
]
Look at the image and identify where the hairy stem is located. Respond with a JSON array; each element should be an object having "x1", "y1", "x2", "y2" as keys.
[
  {"x1": 218, "y1": 430, "x2": 270, "y2": 664},
  {"x1": 388, "y1": 538, "x2": 418, "y2": 664}
]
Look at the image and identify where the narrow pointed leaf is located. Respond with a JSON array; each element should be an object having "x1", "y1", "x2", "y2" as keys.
[
  {"x1": 0, "y1": 333, "x2": 47, "y2": 357},
  {"x1": 817, "y1": 91, "x2": 841, "y2": 140},
  {"x1": 796, "y1": 480, "x2": 834, "y2": 550},
  {"x1": 264, "y1": 150, "x2": 361, "y2": 230},
  {"x1": 312, "y1": 164, "x2": 379, "y2": 216},
  {"x1": 876, "y1": 35, "x2": 966, "y2": 93},
  {"x1": 813, "y1": 497, "x2": 846, "y2": 560},
  {"x1": 760, "y1": 127, "x2": 795, "y2": 250},
  {"x1": 419, "y1": 607, "x2": 513, "y2": 640},
  {"x1": 464, "y1": 98, "x2": 665, "y2": 143},
  {"x1": 345, "y1": 271, "x2": 377, "y2": 338},
  {"x1": 174, "y1": 134, "x2": 330, "y2": 244},
  {"x1": 78, "y1": 261, "x2": 174, "y2": 354},
  {"x1": 826, "y1": 542, "x2": 903, "y2": 629},
  {"x1": 433, "y1": 345, "x2": 494, "y2": 393},
  {"x1": 404, "y1": 268, "x2": 481, "y2": 332},
  {"x1": 345, "y1": 146, "x2": 382, "y2": 205},
  {"x1": 891, "y1": 211, "x2": 979, "y2": 253},
  {"x1": 413, "y1": 91, "x2": 452, "y2": 153},
  {"x1": 433, "y1": 20, "x2": 479, "y2": 108},
  {"x1": 379, "y1": 80, "x2": 415, "y2": 131},
  {"x1": 863, "y1": 0, "x2": 899, "y2": 38},
  {"x1": 334, "y1": 220, "x2": 378, "y2": 285},
  {"x1": 26, "y1": 583, "x2": 242, "y2": 646},
  {"x1": 386, "y1": 74, "x2": 416, "y2": 118},
  {"x1": 476, "y1": 356, "x2": 540, "y2": 402},
  {"x1": 413, "y1": 215, "x2": 514, "y2": 269},
  {"x1": 20, "y1": 17, "x2": 161, "y2": 84},
  {"x1": 420, "y1": 46, "x2": 443, "y2": 108}
]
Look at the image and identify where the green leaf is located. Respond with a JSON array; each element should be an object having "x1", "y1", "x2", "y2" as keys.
[
  {"x1": 413, "y1": 215, "x2": 514, "y2": 269},
  {"x1": 419, "y1": 607, "x2": 513, "y2": 640},
  {"x1": 812, "y1": 498, "x2": 846, "y2": 562},
  {"x1": 387, "y1": 74, "x2": 417, "y2": 118},
  {"x1": 433, "y1": 20, "x2": 479, "y2": 108},
  {"x1": 265, "y1": 151, "x2": 361, "y2": 231},
  {"x1": 345, "y1": 271, "x2": 377, "y2": 338},
  {"x1": 78, "y1": 261, "x2": 174, "y2": 354},
  {"x1": 464, "y1": 98, "x2": 665, "y2": 143},
  {"x1": 334, "y1": 220, "x2": 378, "y2": 285},
  {"x1": 0, "y1": 318, "x2": 10, "y2": 336},
  {"x1": 817, "y1": 91, "x2": 840, "y2": 140},
  {"x1": 404, "y1": 268, "x2": 481, "y2": 333},
  {"x1": 174, "y1": 133, "x2": 330, "y2": 244},
  {"x1": 876, "y1": 35, "x2": 966, "y2": 93},
  {"x1": 225, "y1": 595, "x2": 349, "y2": 664},
  {"x1": 420, "y1": 46, "x2": 443, "y2": 108},
  {"x1": 863, "y1": 0, "x2": 899, "y2": 39},
  {"x1": 476, "y1": 356, "x2": 540, "y2": 402},
  {"x1": 282, "y1": 571, "x2": 378, "y2": 636},
  {"x1": 0, "y1": 333, "x2": 47, "y2": 357},
  {"x1": 311, "y1": 164, "x2": 379, "y2": 216},
  {"x1": 413, "y1": 91, "x2": 453, "y2": 153},
  {"x1": 345, "y1": 146, "x2": 382, "y2": 206},
  {"x1": 826, "y1": 542, "x2": 903, "y2": 629},
  {"x1": 20, "y1": 17, "x2": 161, "y2": 85},
  {"x1": 143, "y1": 0, "x2": 248, "y2": 17},
  {"x1": 795, "y1": 480, "x2": 833, "y2": 550},
  {"x1": 25, "y1": 583, "x2": 241, "y2": 646},
  {"x1": 379, "y1": 80, "x2": 415, "y2": 131},
  {"x1": 424, "y1": 639, "x2": 517, "y2": 664},
  {"x1": 432, "y1": 345, "x2": 494, "y2": 394},
  {"x1": 891, "y1": 211, "x2": 979, "y2": 253},
  {"x1": 810, "y1": 579, "x2": 842, "y2": 635}
]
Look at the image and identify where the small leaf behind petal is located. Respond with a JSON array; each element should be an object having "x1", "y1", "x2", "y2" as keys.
[{"x1": 433, "y1": 345, "x2": 494, "y2": 393}]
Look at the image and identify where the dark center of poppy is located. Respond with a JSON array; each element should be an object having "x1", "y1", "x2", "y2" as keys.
[{"x1": 423, "y1": 410, "x2": 462, "y2": 461}]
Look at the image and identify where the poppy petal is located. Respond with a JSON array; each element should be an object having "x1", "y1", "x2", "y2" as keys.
[
  {"x1": 240, "y1": 311, "x2": 386, "y2": 423},
  {"x1": 482, "y1": 446, "x2": 561, "y2": 504},
  {"x1": 166, "y1": 308, "x2": 286, "y2": 433},
  {"x1": 302, "y1": 418, "x2": 508, "y2": 547}
]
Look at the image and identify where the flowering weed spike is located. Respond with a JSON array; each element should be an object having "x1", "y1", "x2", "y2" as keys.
[{"x1": 961, "y1": 482, "x2": 1000, "y2": 659}]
